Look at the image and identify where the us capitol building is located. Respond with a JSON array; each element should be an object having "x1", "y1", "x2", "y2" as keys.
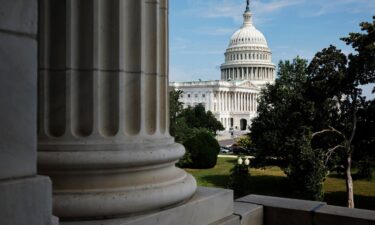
[{"x1": 170, "y1": 2, "x2": 276, "y2": 131}]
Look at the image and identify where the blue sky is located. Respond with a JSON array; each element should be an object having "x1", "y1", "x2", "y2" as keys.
[{"x1": 169, "y1": 0, "x2": 375, "y2": 97}]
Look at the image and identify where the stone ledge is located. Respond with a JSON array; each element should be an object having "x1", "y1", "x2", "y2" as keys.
[
  {"x1": 314, "y1": 205, "x2": 375, "y2": 225},
  {"x1": 234, "y1": 202, "x2": 263, "y2": 225},
  {"x1": 62, "y1": 187, "x2": 234, "y2": 225},
  {"x1": 0, "y1": 176, "x2": 52, "y2": 225},
  {"x1": 236, "y1": 195, "x2": 326, "y2": 225},
  {"x1": 210, "y1": 215, "x2": 241, "y2": 225}
]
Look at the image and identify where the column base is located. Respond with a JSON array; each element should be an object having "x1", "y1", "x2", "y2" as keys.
[
  {"x1": 0, "y1": 176, "x2": 53, "y2": 225},
  {"x1": 39, "y1": 141, "x2": 197, "y2": 219},
  {"x1": 61, "y1": 187, "x2": 234, "y2": 225}
]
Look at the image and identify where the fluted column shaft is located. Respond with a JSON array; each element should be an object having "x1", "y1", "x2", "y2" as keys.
[
  {"x1": 38, "y1": 0, "x2": 196, "y2": 220},
  {"x1": 239, "y1": 93, "x2": 242, "y2": 112},
  {"x1": 248, "y1": 93, "x2": 250, "y2": 111},
  {"x1": 240, "y1": 92, "x2": 243, "y2": 112},
  {"x1": 247, "y1": 93, "x2": 249, "y2": 111},
  {"x1": 223, "y1": 91, "x2": 227, "y2": 112},
  {"x1": 220, "y1": 91, "x2": 223, "y2": 111},
  {"x1": 226, "y1": 92, "x2": 229, "y2": 112},
  {"x1": 222, "y1": 91, "x2": 225, "y2": 111},
  {"x1": 222, "y1": 91, "x2": 225, "y2": 112},
  {"x1": 251, "y1": 94, "x2": 255, "y2": 112}
]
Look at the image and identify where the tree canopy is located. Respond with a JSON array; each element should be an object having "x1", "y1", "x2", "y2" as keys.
[
  {"x1": 169, "y1": 89, "x2": 224, "y2": 143},
  {"x1": 250, "y1": 16, "x2": 375, "y2": 205}
]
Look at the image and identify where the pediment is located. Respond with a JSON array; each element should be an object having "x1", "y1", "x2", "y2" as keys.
[{"x1": 235, "y1": 80, "x2": 259, "y2": 89}]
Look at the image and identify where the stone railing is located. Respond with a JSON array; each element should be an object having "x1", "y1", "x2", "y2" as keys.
[{"x1": 233, "y1": 194, "x2": 375, "y2": 225}]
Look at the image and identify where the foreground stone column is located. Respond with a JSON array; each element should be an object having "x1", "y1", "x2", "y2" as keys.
[{"x1": 38, "y1": 0, "x2": 196, "y2": 220}]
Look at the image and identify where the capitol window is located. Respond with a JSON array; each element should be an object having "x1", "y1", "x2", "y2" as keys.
[
  {"x1": 202, "y1": 94, "x2": 206, "y2": 98},
  {"x1": 187, "y1": 94, "x2": 190, "y2": 98},
  {"x1": 194, "y1": 94, "x2": 198, "y2": 98}
]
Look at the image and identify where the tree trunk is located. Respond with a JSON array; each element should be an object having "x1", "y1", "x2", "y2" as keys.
[{"x1": 346, "y1": 154, "x2": 355, "y2": 208}]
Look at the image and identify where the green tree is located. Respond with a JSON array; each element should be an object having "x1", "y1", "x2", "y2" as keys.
[
  {"x1": 170, "y1": 90, "x2": 224, "y2": 139},
  {"x1": 308, "y1": 16, "x2": 375, "y2": 208},
  {"x1": 354, "y1": 100, "x2": 375, "y2": 180},
  {"x1": 180, "y1": 104, "x2": 224, "y2": 135},
  {"x1": 206, "y1": 111, "x2": 225, "y2": 135},
  {"x1": 251, "y1": 57, "x2": 328, "y2": 200},
  {"x1": 169, "y1": 89, "x2": 184, "y2": 138},
  {"x1": 251, "y1": 17, "x2": 375, "y2": 205},
  {"x1": 169, "y1": 90, "x2": 201, "y2": 143}
]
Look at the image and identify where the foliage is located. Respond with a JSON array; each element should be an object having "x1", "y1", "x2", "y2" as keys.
[
  {"x1": 237, "y1": 135, "x2": 252, "y2": 149},
  {"x1": 228, "y1": 157, "x2": 251, "y2": 198},
  {"x1": 169, "y1": 90, "x2": 224, "y2": 143},
  {"x1": 354, "y1": 100, "x2": 375, "y2": 180},
  {"x1": 250, "y1": 57, "x2": 329, "y2": 200},
  {"x1": 177, "y1": 130, "x2": 220, "y2": 169},
  {"x1": 341, "y1": 16, "x2": 375, "y2": 90},
  {"x1": 251, "y1": 16, "x2": 375, "y2": 205},
  {"x1": 284, "y1": 134, "x2": 327, "y2": 200},
  {"x1": 186, "y1": 158, "x2": 375, "y2": 210},
  {"x1": 307, "y1": 16, "x2": 375, "y2": 207},
  {"x1": 169, "y1": 90, "x2": 184, "y2": 138},
  {"x1": 179, "y1": 104, "x2": 224, "y2": 135}
]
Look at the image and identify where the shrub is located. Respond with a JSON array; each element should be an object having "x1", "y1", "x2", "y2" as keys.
[
  {"x1": 228, "y1": 157, "x2": 251, "y2": 198},
  {"x1": 177, "y1": 130, "x2": 220, "y2": 169},
  {"x1": 237, "y1": 135, "x2": 252, "y2": 149},
  {"x1": 356, "y1": 159, "x2": 373, "y2": 181},
  {"x1": 284, "y1": 136, "x2": 327, "y2": 201}
]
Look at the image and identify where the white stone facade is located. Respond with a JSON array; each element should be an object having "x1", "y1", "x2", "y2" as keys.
[
  {"x1": 170, "y1": 6, "x2": 275, "y2": 131},
  {"x1": 170, "y1": 80, "x2": 260, "y2": 131}
]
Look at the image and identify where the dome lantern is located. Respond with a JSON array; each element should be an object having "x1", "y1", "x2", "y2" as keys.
[{"x1": 243, "y1": 0, "x2": 252, "y2": 27}]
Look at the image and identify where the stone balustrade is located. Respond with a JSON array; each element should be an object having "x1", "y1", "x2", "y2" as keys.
[{"x1": 232, "y1": 195, "x2": 375, "y2": 225}]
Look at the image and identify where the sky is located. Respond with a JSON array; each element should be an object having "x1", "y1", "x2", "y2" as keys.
[{"x1": 169, "y1": 0, "x2": 375, "y2": 98}]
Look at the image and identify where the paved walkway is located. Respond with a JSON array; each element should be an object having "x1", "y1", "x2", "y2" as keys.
[
  {"x1": 216, "y1": 130, "x2": 249, "y2": 146},
  {"x1": 218, "y1": 155, "x2": 255, "y2": 159},
  {"x1": 216, "y1": 130, "x2": 248, "y2": 141}
]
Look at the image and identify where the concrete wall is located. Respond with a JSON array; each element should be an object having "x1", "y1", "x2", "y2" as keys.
[
  {"x1": 236, "y1": 195, "x2": 375, "y2": 225},
  {"x1": 0, "y1": 0, "x2": 53, "y2": 224},
  {"x1": 0, "y1": 0, "x2": 37, "y2": 180}
]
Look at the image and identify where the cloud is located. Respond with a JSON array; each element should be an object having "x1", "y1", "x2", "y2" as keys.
[
  {"x1": 183, "y1": 0, "x2": 303, "y2": 24},
  {"x1": 299, "y1": 0, "x2": 375, "y2": 17},
  {"x1": 254, "y1": 0, "x2": 302, "y2": 13},
  {"x1": 182, "y1": 0, "x2": 375, "y2": 21}
]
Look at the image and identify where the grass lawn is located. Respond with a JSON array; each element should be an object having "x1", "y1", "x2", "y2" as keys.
[{"x1": 185, "y1": 157, "x2": 375, "y2": 210}]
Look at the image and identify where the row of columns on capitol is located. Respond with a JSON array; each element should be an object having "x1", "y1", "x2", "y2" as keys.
[
  {"x1": 216, "y1": 91, "x2": 258, "y2": 112},
  {"x1": 221, "y1": 67, "x2": 274, "y2": 80},
  {"x1": 221, "y1": 117, "x2": 235, "y2": 129},
  {"x1": 225, "y1": 52, "x2": 270, "y2": 61}
]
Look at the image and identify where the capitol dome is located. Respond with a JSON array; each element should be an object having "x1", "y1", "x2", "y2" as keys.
[
  {"x1": 220, "y1": 2, "x2": 275, "y2": 87},
  {"x1": 229, "y1": 25, "x2": 268, "y2": 48},
  {"x1": 228, "y1": 8, "x2": 268, "y2": 48}
]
